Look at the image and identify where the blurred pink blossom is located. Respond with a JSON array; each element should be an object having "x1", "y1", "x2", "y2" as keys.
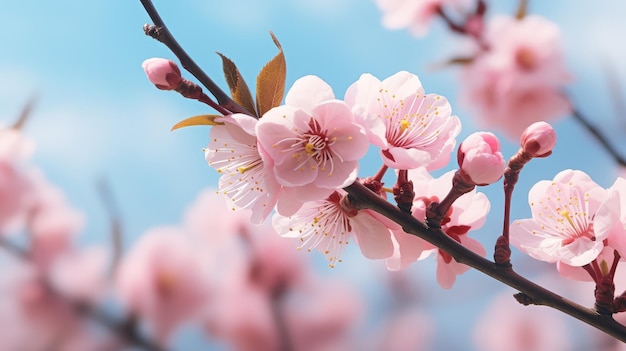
[
  {"x1": 473, "y1": 292, "x2": 571, "y2": 351},
  {"x1": 388, "y1": 168, "x2": 489, "y2": 288},
  {"x1": 205, "y1": 114, "x2": 282, "y2": 223},
  {"x1": 459, "y1": 15, "x2": 571, "y2": 139},
  {"x1": 273, "y1": 191, "x2": 394, "y2": 267},
  {"x1": 511, "y1": 170, "x2": 613, "y2": 267},
  {"x1": 115, "y1": 227, "x2": 211, "y2": 344},
  {"x1": 0, "y1": 128, "x2": 34, "y2": 234},
  {"x1": 520, "y1": 121, "x2": 557, "y2": 157},
  {"x1": 257, "y1": 75, "x2": 369, "y2": 205},
  {"x1": 345, "y1": 71, "x2": 461, "y2": 170},
  {"x1": 457, "y1": 131, "x2": 505, "y2": 185},
  {"x1": 25, "y1": 169, "x2": 84, "y2": 268},
  {"x1": 375, "y1": 0, "x2": 470, "y2": 37}
]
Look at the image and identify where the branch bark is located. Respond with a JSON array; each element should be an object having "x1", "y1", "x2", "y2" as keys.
[{"x1": 344, "y1": 181, "x2": 626, "y2": 343}]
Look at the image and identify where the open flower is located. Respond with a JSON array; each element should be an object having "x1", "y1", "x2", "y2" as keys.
[
  {"x1": 116, "y1": 227, "x2": 211, "y2": 344},
  {"x1": 459, "y1": 15, "x2": 571, "y2": 139},
  {"x1": 345, "y1": 71, "x2": 461, "y2": 170},
  {"x1": 375, "y1": 0, "x2": 471, "y2": 37},
  {"x1": 511, "y1": 170, "x2": 614, "y2": 266},
  {"x1": 205, "y1": 113, "x2": 282, "y2": 223},
  {"x1": 387, "y1": 168, "x2": 489, "y2": 288},
  {"x1": 273, "y1": 191, "x2": 394, "y2": 267},
  {"x1": 257, "y1": 76, "x2": 369, "y2": 204}
]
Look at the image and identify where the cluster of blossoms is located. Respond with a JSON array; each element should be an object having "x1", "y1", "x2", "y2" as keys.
[
  {"x1": 137, "y1": 0, "x2": 626, "y2": 345},
  {"x1": 376, "y1": 0, "x2": 572, "y2": 139},
  {"x1": 0, "y1": 124, "x2": 377, "y2": 349},
  {"x1": 144, "y1": 57, "x2": 509, "y2": 287}
]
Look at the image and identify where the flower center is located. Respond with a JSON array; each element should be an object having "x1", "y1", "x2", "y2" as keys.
[{"x1": 515, "y1": 47, "x2": 536, "y2": 71}]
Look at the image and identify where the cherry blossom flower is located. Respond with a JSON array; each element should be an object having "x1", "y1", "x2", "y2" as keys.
[
  {"x1": 257, "y1": 76, "x2": 369, "y2": 204},
  {"x1": 510, "y1": 170, "x2": 615, "y2": 267},
  {"x1": 273, "y1": 190, "x2": 394, "y2": 267},
  {"x1": 345, "y1": 71, "x2": 461, "y2": 170},
  {"x1": 597, "y1": 177, "x2": 626, "y2": 258},
  {"x1": 459, "y1": 15, "x2": 571, "y2": 139},
  {"x1": 375, "y1": 0, "x2": 470, "y2": 37},
  {"x1": 205, "y1": 113, "x2": 282, "y2": 223},
  {"x1": 115, "y1": 227, "x2": 211, "y2": 344},
  {"x1": 388, "y1": 168, "x2": 489, "y2": 288},
  {"x1": 473, "y1": 292, "x2": 571, "y2": 351},
  {"x1": 457, "y1": 131, "x2": 505, "y2": 186}
]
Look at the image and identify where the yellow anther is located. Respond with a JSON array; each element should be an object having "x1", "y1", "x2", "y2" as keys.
[
  {"x1": 400, "y1": 119, "x2": 410, "y2": 131},
  {"x1": 305, "y1": 143, "x2": 315, "y2": 155}
]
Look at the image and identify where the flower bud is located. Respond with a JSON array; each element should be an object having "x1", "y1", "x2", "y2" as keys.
[
  {"x1": 457, "y1": 132, "x2": 506, "y2": 186},
  {"x1": 141, "y1": 58, "x2": 182, "y2": 90},
  {"x1": 520, "y1": 121, "x2": 556, "y2": 157}
]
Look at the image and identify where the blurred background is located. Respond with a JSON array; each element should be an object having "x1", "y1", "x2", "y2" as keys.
[{"x1": 1, "y1": 0, "x2": 626, "y2": 350}]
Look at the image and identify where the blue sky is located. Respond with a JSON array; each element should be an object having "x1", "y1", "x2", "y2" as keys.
[{"x1": 2, "y1": 0, "x2": 626, "y2": 349}]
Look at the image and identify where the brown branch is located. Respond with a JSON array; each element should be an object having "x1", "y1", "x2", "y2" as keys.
[
  {"x1": 344, "y1": 181, "x2": 626, "y2": 343},
  {"x1": 570, "y1": 106, "x2": 626, "y2": 167},
  {"x1": 139, "y1": 0, "x2": 250, "y2": 116}
]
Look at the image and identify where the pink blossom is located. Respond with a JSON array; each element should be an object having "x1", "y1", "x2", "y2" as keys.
[
  {"x1": 375, "y1": 0, "x2": 470, "y2": 37},
  {"x1": 205, "y1": 114, "x2": 282, "y2": 223},
  {"x1": 0, "y1": 128, "x2": 34, "y2": 233},
  {"x1": 285, "y1": 278, "x2": 362, "y2": 351},
  {"x1": 273, "y1": 190, "x2": 394, "y2": 267},
  {"x1": 141, "y1": 58, "x2": 182, "y2": 90},
  {"x1": 345, "y1": 71, "x2": 461, "y2": 170},
  {"x1": 115, "y1": 227, "x2": 211, "y2": 344},
  {"x1": 510, "y1": 170, "x2": 614, "y2": 267},
  {"x1": 25, "y1": 170, "x2": 84, "y2": 268},
  {"x1": 473, "y1": 292, "x2": 571, "y2": 351},
  {"x1": 597, "y1": 177, "x2": 626, "y2": 258},
  {"x1": 520, "y1": 121, "x2": 557, "y2": 157},
  {"x1": 459, "y1": 15, "x2": 571, "y2": 139},
  {"x1": 387, "y1": 168, "x2": 489, "y2": 288},
  {"x1": 257, "y1": 76, "x2": 369, "y2": 203},
  {"x1": 457, "y1": 131, "x2": 505, "y2": 185}
]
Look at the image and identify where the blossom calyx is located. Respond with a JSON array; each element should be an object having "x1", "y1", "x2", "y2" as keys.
[
  {"x1": 457, "y1": 132, "x2": 506, "y2": 186},
  {"x1": 142, "y1": 58, "x2": 182, "y2": 90},
  {"x1": 520, "y1": 121, "x2": 557, "y2": 157}
]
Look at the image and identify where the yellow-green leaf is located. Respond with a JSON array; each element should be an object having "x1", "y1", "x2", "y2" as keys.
[
  {"x1": 171, "y1": 114, "x2": 224, "y2": 131},
  {"x1": 256, "y1": 31, "x2": 286, "y2": 116},
  {"x1": 217, "y1": 52, "x2": 257, "y2": 117}
]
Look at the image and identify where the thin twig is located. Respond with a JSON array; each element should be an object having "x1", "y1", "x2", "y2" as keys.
[
  {"x1": 11, "y1": 95, "x2": 38, "y2": 130},
  {"x1": 344, "y1": 181, "x2": 626, "y2": 343},
  {"x1": 139, "y1": 0, "x2": 249, "y2": 115},
  {"x1": 570, "y1": 106, "x2": 626, "y2": 167}
]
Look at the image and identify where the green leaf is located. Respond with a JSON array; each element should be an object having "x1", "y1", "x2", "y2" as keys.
[
  {"x1": 217, "y1": 52, "x2": 257, "y2": 117},
  {"x1": 256, "y1": 31, "x2": 286, "y2": 117},
  {"x1": 171, "y1": 114, "x2": 224, "y2": 131}
]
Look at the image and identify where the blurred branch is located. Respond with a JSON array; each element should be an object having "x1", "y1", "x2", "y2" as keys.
[
  {"x1": 139, "y1": 0, "x2": 249, "y2": 115},
  {"x1": 0, "y1": 236, "x2": 166, "y2": 351},
  {"x1": 570, "y1": 104, "x2": 626, "y2": 167},
  {"x1": 344, "y1": 181, "x2": 626, "y2": 343},
  {"x1": 11, "y1": 95, "x2": 38, "y2": 130},
  {"x1": 515, "y1": 0, "x2": 529, "y2": 19},
  {"x1": 603, "y1": 62, "x2": 626, "y2": 132},
  {"x1": 96, "y1": 178, "x2": 123, "y2": 278}
]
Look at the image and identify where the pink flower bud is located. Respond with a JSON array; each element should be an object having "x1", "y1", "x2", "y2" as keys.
[
  {"x1": 457, "y1": 132, "x2": 506, "y2": 186},
  {"x1": 141, "y1": 58, "x2": 182, "y2": 90},
  {"x1": 520, "y1": 121, "x2": 557, "y2": 157}
]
